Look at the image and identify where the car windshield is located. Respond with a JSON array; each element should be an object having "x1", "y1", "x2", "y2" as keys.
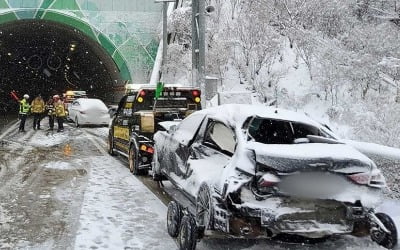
[{"x1": 247, "y1": 117, "x2": 323, "y2": 144}]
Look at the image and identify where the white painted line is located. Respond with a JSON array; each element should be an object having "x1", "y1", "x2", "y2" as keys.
[{"x1": 0, "y1": 121, "x2": 18, "y2": 141}]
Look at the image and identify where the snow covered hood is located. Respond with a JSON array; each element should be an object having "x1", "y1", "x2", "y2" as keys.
[{"x1": 246, "y1": 142, "x2": 374, "y2": 173}]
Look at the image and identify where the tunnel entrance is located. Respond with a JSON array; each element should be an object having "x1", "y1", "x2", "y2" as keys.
[{"x1": 0, "y1": 19, "x2": 122, "y2": 113}]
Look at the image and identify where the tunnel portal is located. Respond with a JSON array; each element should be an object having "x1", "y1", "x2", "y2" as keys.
[{"x1": 0, "y1": 19, "x2": 122, "y2": 112}]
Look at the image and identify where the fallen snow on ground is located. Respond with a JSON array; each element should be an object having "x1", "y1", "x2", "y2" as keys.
[
  {"x1": 73, "y1": 156, "x2": 177, "y2": 250},
  {"x1": 29, "y1": 130, "x2": 70, "y2": 147},
  {"x1": 42, "y1": 160, "x2": 80, "y2": 170}
]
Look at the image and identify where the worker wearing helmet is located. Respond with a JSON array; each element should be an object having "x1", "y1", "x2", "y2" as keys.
[
  {"x1": 53, "y1": 95, "x2": 66, "y2": 132},
  {"x1": 31, "y1": 94, "x2": 45, "y2": 130},
  {"x1": 18, "y1": 94, "x2": 31, "y2": 132}
]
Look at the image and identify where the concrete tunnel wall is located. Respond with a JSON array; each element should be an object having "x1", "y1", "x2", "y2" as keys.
[{"x1": 0, "y1": 0, "x2": 162, "y2": 108}]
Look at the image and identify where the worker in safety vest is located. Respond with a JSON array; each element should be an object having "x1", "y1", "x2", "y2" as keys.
[
  {"x1": 45, "y1": 97, "x2": 55, "y2": 131},
  {"x1": 18, "y1": 94, "x2": 30, "y2": 132},
  {"x1": 31, "y1": 95, "x2": 45, "y2": 130},
  {"x1": 53, "y1": 95, "x2": 66, "y2": 132}
]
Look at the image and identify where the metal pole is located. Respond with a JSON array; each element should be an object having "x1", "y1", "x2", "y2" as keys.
[
  {"x1": 198, "y1": 0, "x2": 206, "y2": 106},
  {"x1": 163, "y1": 2, "x2": 168, "y2": 65},
  {"x1": 192, "y1": 0, "x2": 199, "y2": 87},
  {"x1": 192, "y1": 0, "x2": 206, "y2": 106}
]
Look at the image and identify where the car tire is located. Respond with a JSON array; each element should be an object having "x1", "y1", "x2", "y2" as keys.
[
  {"x1": 371, "y1": 212, "x2": 397, "y2": 249},
  {"x1": 167, "y1": 201, "x2": 183, "y2": 237},
  {"x1": 196, "y1": 183, "x2": 214, "y2": 239},
  {"x1": 129, "y1": 144, "x2": 146, "y2": 175},
  {"x1": 108, "y1": 131, "x2": 116, "y2": 156},
  {"x1": 178, "y1": 215, "x2": 197, "y2": 250}
]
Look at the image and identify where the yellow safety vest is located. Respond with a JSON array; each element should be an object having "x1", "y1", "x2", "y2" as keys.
[
  {"x1": 19, "y1": 99, "x2": 30, "y2": 115},
  {"x1": 54, "y1": 102, "x2": 66, "y2": 117}
]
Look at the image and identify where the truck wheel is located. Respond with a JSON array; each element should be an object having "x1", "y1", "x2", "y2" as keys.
[
  {"x1": 371, "y1": 212, "x2": 397, "y2": 249},
  {"x1": 108, "y1": 132, "x2": 115, "y2": 156},
  {"x1": 167, "y1": 201, "x2": 182, "y2": 237},
  {"x1": 196, "y1": 183, "x2": 214, "y2": 239},
  {"x1": 178, "y1": 215, "x2": 197, "y2": 250},
  {"x1": 129, "y1": 145, "x2": 140, "y2": 175}
]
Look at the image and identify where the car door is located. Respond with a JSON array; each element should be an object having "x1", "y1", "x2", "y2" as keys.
[
  {"x1": 162, "y1": 113, "x2": 206, "y2": 179},
  {"x1": 69, "y1": 101, "x2": 80, "y2": 120},
  {"x1": 186, "y1": 119, "x2": 237, "y2": 192},
  {"x1": 112, "y1": 95, "x2": 134, "y2": 154}
]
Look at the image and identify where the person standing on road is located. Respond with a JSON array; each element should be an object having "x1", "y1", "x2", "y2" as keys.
[
  {"x1": 45, "y1": 97, "x2": 55, "y2": 131},
  {"x1": 53, "y1": 95, "x2": 66, "y2": 132},
  {"x1": 18, "y1": 94, "x2": 30, "y2": 132},
  {"x1": 31, "y1": 95, "x2": 45, "y2": 130}
]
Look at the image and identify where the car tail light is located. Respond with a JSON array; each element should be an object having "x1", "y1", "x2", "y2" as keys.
[
  {"x1": 258, "y1": 173, "x2": 280, "y2": 188},
  {"x1": 347, "y1": 171, "x2": 386, "y2": 188},
  {"x1": 139, "y1": 90, "x2": 146, "y2": 97},
  {"x1": 348, "y1": 173, "x2": 370, "y2": 185},
  {"x1": 140, "y1": 144, "x2": 154, "y2": 154},
  {"x1": 192, "y1": 90, "x2": 200, "y2": 97},
  {"x1": 146, "y1": 147, "x2": 154, "y2": 154},
  {"x1": 369, "y1": 171, "x2": 386, "y2": 188}
]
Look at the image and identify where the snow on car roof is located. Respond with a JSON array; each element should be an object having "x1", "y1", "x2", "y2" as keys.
[
  {"x1": 76, "y1": 98, "x2": 108, "y2": 109},
  {"x1": 195, "y1": 104, "x2": 322, "y2": 128}
]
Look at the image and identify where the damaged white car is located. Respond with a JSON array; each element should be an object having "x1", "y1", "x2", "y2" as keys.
[{"x1": 152, "y1": 104, "x2": 397, "y2": 250}]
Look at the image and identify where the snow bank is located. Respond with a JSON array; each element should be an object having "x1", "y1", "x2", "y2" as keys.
[{"x1": 343, "y1": 140, "x2": 400, "y2": 161}]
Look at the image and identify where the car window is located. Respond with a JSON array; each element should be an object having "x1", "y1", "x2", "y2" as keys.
[
  {"x1": 173, "y1": 113, "x2": 205, "y2": 145},
  {"x1": 204, "y1": 121, "x2": 236, "y2": 156},
  {"x1": 248, "y1": 118, "x2": 323, "y2": 144}
]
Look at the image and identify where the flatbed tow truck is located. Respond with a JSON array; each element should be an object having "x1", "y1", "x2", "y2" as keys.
[{"x1": 108, "y1": 83, "x2": 202, "y2": 175}]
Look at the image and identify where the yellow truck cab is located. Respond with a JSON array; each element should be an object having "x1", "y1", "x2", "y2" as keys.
[{"x1": 108, "y1": 84, "x2": 201, "y2": 175}]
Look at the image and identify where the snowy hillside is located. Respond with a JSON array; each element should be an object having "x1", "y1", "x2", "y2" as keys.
[{"x1": 163, "y1": 0, "x2": 400, "y2": 149}]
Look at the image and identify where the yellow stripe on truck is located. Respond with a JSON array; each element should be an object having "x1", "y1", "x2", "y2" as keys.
[{"x1": 114, "y1": 126, "x2": 130, "y2": 140}]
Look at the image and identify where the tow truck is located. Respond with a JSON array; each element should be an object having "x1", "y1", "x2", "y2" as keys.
[{"x1": 108, "y1": 83, "x2": 202, "y2": 175}]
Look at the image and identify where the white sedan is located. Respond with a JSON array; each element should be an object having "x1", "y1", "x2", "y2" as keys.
[{"x1": 68, "y1": 98, "x2": 110, "y2": 127}]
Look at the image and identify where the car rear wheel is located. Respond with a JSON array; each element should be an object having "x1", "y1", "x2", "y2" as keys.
[
  {"x1": 108, "y1": 132, "x2": 116, "y2": 156},
  {"x1": 371, "y1": 212, "x2": 397, "y2": 249},
  {"x1": 167, "y1": 201, "x2": 182, "y2": 237},
  {"x1": 129, "y1": 145, "x2": 148, "y2": 175},
  {"x1": 196, "y1": 183, "x2": 214, "y2": 239},
  {"x1": 178, "y1": 215, "x2": 197, "y2": 250}
]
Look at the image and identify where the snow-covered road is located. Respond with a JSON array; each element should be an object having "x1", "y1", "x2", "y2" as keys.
[
  {"x1": 0, "y1": 119, "x2": 176, "y2": 249},
  {"x1": 0, "y1": 118, "x2": 399, "y2": 250}
]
